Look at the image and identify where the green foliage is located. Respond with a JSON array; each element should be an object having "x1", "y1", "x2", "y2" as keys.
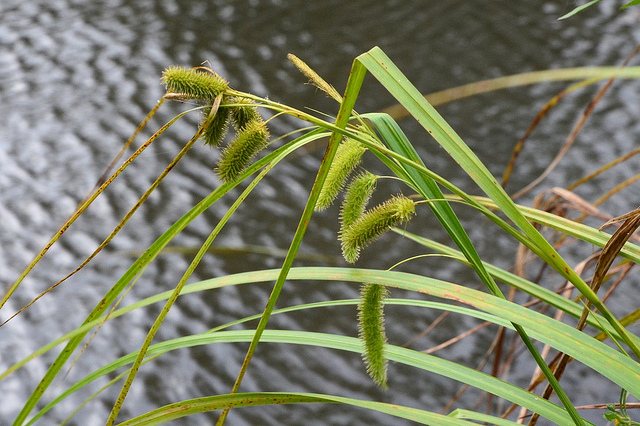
[
  {"x1": 559, "y1": 0, "x2": 639, "y2": 19},
  {"x1": 5, "y1": 44, "x2": 640, "y2": 426}
]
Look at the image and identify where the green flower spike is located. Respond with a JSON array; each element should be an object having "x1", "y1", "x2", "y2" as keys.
[
  {"x1": 358, "y1": 283, "x2": 389, "y2": 389},
  {"x1": 316, "y1": 137, "x2": 367, "y2": 211},
  {"x1": 229, "y1": 97, "x2": 261, "y2": 130},
  {"x1": 201, "y1": 103, "x2": 231, "y2": 147},
  {"x1": 340, "y1": 171, "x2": 378, "y2": 235},
  {"x1": 340, "y1": 195, "x2": 415, "y2": 263},
  {"x1": 216, "y1": 119, "x2": 270, "y2": 182},
  {"x1": 161, "y1": 66, "x2": 229, "y2": 101}
]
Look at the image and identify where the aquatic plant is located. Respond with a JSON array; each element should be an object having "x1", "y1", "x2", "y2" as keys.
[{"x1": 3, "y1": 45, "x2": 640, "y2": 426}]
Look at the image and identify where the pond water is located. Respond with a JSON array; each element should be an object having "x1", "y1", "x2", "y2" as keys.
[{"x1": 1, "y1": 1, "x2": 639, "y2": 424}]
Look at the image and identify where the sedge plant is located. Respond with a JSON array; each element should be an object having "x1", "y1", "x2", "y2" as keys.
[{"x1": 2, "y1": 47, "x2": 640, "y2": 426}]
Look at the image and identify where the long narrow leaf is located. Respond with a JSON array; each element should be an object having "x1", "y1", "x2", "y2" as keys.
[
  {"x1": 43, "y1": 330, "x2": 576, "y2": 425},
  {"x1": 356, "y1": 46, "x2": 640, "y2": 358},
  {"x1": 27, "y1": 268, "x2": 640, "y2": 406},
  {"x1": 363, "y1": 112, "x2": 580, "y2": 420},
  {"x1": 118, "y1": 392, "x2": 476, "y2": 426}
]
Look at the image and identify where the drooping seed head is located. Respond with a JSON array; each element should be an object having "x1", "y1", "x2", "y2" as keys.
[
  {"x1": 340, "y1": 195, "x2": 415, "y2": 263},
  {"x1": 161, "y1": 66, "x2": 229, "y2": 101},
  {"x1": 201, "y1": 103, "x2": 231, "y2": 147},
  {"x1": 340, "y1": 171, "x2": 378, "y2": 234},
  {"x1": 316, "y1": 137, "x2": 367, "y2": 211},
  {"x1": 358, "y1": 283, "x2": 389, "y2": 389},
  {"x1": 228, "y1": 97, "x2": 261, "y2": 131},
  {"x1": 216, "y1": 119, "x2": 270, "y2": 182}
]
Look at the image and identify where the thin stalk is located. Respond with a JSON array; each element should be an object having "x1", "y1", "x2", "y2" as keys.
[
  {"x1": 2, "y1": 104, "x2": 202, "y2": 327},
  {"x1": 0, "y1": 99, "x2": 194, "y2": 311},
  {"x1": 104, "y1": 94, "x2": 254, "y2": 423},
  {"x1": 88, "y1": 97, "x2": 165, "y2": 196}
]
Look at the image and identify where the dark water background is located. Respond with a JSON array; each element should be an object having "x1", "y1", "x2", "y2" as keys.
[{"x1": 1, "y1": 1, "x2": 639, "y2": 424}]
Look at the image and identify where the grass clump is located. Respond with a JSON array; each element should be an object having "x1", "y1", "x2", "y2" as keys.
[{"x1": 7, "y1": 42, "x2": 640, "y2": 426}]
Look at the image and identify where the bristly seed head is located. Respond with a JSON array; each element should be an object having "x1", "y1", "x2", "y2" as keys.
[
  {"x1": 340, "y1": 195, "x2": 415, "y2": 263},
  {"x1": 216, "y1": 119, "x2": 270, "y2": 182},
  {"x1": 161, "y1": 66, "x2": 229, "y2": 101},
  {"x1": 340, "y1": 171, "x2": 378, "y2": 235},
  {"x1": 228, "y1": 97, "x2": 261, "y2": 131},
  {"x1": 201, "y1": 103, "x2": 231, "y2": 147},
  {"x1": 316, "y1": 137, "x2": 367, "y2": 211},
  {"x1": 358, "y1": 283, "x2": 389, "y2": 389}
]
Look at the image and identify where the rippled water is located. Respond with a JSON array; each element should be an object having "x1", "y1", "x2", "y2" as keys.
[{"x1": 1, "y1": 1, "x2": 639, "y2": 424}]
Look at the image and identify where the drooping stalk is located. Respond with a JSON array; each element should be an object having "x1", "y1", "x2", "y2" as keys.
[
  {"x1": 106, "y1": 98, "x2": 274, "y2": 424},
  {"x1": 0, "y1": 98, "x2": 170, "y2": 311},
  {"x1": 2, "y1": 105, "x2": 204, "y2": 327}
]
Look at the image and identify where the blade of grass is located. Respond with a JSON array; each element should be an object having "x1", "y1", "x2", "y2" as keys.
[
  {"x1": 119, "y1": 392, "x2": 478, "y2": 426},
  {"x1": 42, "y1": 330, "x2": 578, "y2": 425},
  {"x1": 559, "y1": 0, "x2": 601, "y2": 20},
  {"x1": 448, "y1": 408, "x2": 520, "y2": 426},
  {"x1": 363, "y1": 112, "x2": 581, "y2": 423}
]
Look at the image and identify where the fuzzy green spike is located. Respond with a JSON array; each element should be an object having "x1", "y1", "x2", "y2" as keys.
[
  {"x1": 161, "y1": 66, "x2": 229, "y2": 101},
  {"x1": 341, "y1": 195, "x2": 415, "y2": 263},
  {"x1": 340, "y1": 171, "x2": 378, "y2": 234},
  {"x1": 316, "y1": 138, "x2": 367, "y2": 211},
  {"x1": 216, "y1": 119, "x2": 270, "y2": 182},
  {"x1": 228, "y1": 97, "x2": 261, "y2": 130},
  {"x1": 358, "y1": 283, "x2": 389, "y2": 388},
  {"x1": 201, "y1": 104, "x2": 231, "y2": 147}
]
